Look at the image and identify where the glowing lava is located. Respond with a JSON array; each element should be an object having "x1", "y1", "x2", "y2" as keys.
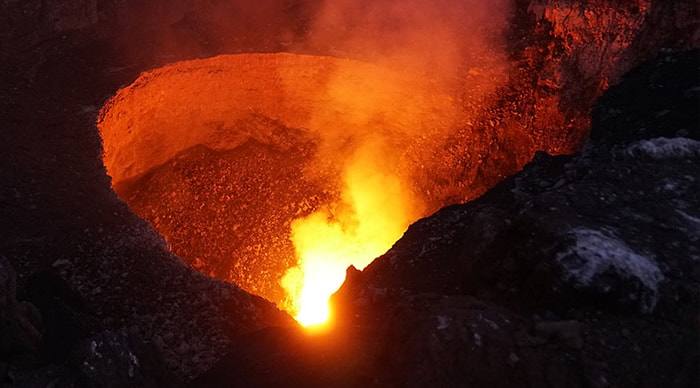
[{"x1": 282, "y1": 142, "x2": 418, "y2": 326}]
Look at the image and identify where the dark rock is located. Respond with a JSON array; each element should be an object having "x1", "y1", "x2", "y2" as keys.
[
  {"x1": 24, "y1": 270, "x2": 97, "y2": 363},
  {"x1": 330, "y1": 49, "x2": 700, "y2": 387},
  {"x1": 70, "y1": 330, "x2": 176, "y2": 388},
  {"x1": 535, "y1": 320, "x2": 584, "y2": 349},
  {"x1": 353, "y1": 50, "x2": 700, "y2": 316},
  {"x1": 4, "y1": 363, "x2": 74, "y2": 387},
  {"x1": 591, "y1": 50, "x2": 700, "y2": 145},
  {"x1": 193, "y1": 325, "x2": 372, "y2": 387},
  {"x1": 0, "y1": 361, "x2": 7, "y2": 383},
  {"x1": 0, "y1": 256, "x2": 42, "y2": 363}
]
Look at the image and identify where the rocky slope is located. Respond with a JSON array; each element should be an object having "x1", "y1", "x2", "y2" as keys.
[
  {"x1": 119, "y1": 136, "x2": 327, "y2": 305},
  {"x1": 330, "y1": 49, "x2": 700, "y2": 387}
]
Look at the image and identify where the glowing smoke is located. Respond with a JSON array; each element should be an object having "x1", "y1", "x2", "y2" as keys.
[{"x1": 282, "y1": 0, "x2": 513, "y2": 325}]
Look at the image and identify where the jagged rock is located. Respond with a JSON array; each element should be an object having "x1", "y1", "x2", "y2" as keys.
[
  {"x1": 330, "y1": 49, "x2": 699, "y2": 387},
  {"x1": 350, "y1": 52, "x2": 699, "y2": 317}
]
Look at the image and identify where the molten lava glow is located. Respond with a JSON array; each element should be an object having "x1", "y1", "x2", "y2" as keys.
[
  {"x1": 282, "y1": 143, "x2": 417, "y2": 326},
  {"x1": 98, "y1": 53, "x2": 506, "y2": 324}
]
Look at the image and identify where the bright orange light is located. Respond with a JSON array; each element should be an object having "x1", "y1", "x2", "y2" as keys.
[
  {"x1": 98, "y1": 53, "x2": 506, "y2": 323},
  {"x1": 282, "y1": 142, "x2": 418, "y2": 327}
]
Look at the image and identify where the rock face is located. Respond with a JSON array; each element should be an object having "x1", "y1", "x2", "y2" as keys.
[
  {"x1": 460, "y1": 0, "x2": 699, "y2": 196},
  {"x1": 327, "y1": 49, "x2": 699, "y2": 387},
  {"x1": 120, "y1": 138, "x2": 326, "y2": 305}
]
